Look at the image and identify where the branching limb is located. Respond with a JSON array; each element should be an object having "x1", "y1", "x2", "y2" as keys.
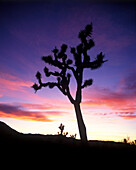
[
  {"x1": 67, "y1": 65, "x2": 78, "y2": 80},
  {"x1": 32, "y1": 71, "x2": 58, "y2": 92},
  {"x1": 83, "y1": 52, "x2": 108, "y2": 69},
  {"x1": 44, "y1": 66, "x2": 60, "y2": 77},
  {"x1": 32, "y1": 82, "x2": 57, "y2": 93},
  {"x1": 56, "y1": 84, "x2": 67, "y2": 96},
  {"x1": 81, "y1": 79, "x2": 93, "y2": 89},
  {"x1": 42, "y1": 55, "x2": 63, "y2": 69},
  {"x1": 66, "y1": 85, "x2": 75, "y2": 104},
  {"x1": 32, "y1": 71, "x2": 75, "y2": 104}
]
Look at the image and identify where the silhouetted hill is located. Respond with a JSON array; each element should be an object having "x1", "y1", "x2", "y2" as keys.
[
  {"x1": 0, "y1": 121, "x2": 136, "y2": 164},
  {"x1": 0, "y1": 121, "x2": 77, "y2": 143},
  {"x1": 0, "y1": 121, "x2": 21, "y2": 140}
]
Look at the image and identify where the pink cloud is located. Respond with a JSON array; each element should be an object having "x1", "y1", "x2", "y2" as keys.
[
  {"x1": 0, "y1": 72, "x2": 32, "y2": 93},
  {"x1": 17, "y1": 102, "x2": 70, "y2": 112},
  {"x1": 83, "y1": 88, "x2": 136, "y2": 109},
  {"x1": 92, "y1": 111, "x2": 136, "y2": 120},
  {"x1": 120, "y1": 115, "x2": 136, "y2": 120},
  {"x1": 82, "y1": 77, "x2": 136, "y2": 120},
  {"x1": 19, "y1": 103, "x2": 53, "y2": 110},
  {"x1": 0, "y1": 103, "x2": 51, "y2": 122},
  {"x1": 0, "y1": 72, "x2": 58, "y2": 104},
  {"x1": 0, "y1": 103, "x2": 67, "y2": 122}
]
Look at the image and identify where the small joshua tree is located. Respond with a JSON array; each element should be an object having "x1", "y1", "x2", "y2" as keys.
[
  {"x1": 59, "y1": 123, "x2": 65, "y2": 135},
  {"x1": 32, "y1": 23, "x2": 107, "y2": 143},
  {"x1": 70, "y1": 134, "x2": 77, "y2": 139}
]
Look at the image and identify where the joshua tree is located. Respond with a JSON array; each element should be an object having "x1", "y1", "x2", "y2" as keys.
[
  {"x1": 59, "y1": 123, "x2": 65, "y2": 135},
  {"x1": 32, "y1": 23, "x2": 107, "y2": 143}
]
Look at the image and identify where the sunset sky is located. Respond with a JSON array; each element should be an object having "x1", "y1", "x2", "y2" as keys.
[{"x1": 0, "y1": 0, "x2": 136, "y2": 141}]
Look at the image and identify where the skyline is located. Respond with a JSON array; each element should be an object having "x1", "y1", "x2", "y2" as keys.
[{"x1": 0, "y1": 1, "x2": 136, "y2": 141}]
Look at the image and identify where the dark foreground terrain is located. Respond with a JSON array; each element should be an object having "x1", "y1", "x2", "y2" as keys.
[{"x1": 0, "y1": 121, "x2": 136, "y2": 166}]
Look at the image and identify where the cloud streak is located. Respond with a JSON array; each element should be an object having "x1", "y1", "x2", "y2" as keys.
[
  {"x1": 0, "y1": 72, "x2": 59, "y2": 104},
  {"x1": 0, "y1": 103, "x2": 66, "y2": 122},
  {"x1": 82, "y1": 72, "x2": 136, "y2": 120},
  {"x1": 0, "y1": 72, "x2": 32, "y2": 92},
  {"x1": 0, "y1": 103, "x2": 51, "y2": 122}
]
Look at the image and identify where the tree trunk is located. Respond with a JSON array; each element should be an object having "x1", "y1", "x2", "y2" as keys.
[{"x1": 74, "y1": 103, "x2": 87, "y2": 143}]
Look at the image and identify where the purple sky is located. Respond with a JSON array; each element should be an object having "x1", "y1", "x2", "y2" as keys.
[{"x1": 0, "y1": 0, "x2": 136, "y2": 141}]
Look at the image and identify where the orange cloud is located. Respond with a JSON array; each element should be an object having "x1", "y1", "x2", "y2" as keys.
[
  {"x1": 0, "y1": 103, "x2": 51, "y2": 122},
  {"x1": 0, "y1": 103, "x2": 68, "y2": 122},
  {"x1": 120, "y1": 115, "x2": 136, "y2": 120}
]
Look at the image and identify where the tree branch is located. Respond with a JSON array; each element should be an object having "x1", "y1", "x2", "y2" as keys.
[
  {"x1": 44, "y1": 66, "x2": 60, "y2": 77},
  {"x1": 57, "y1": 84, "x2": 67, "y2": 96},
  {"x1": 32, "y1": 70, "x2": 75, "y2": 104},
  {"x1": 32, "y1": 82, "x2": 57, "y2": 92},
  {"x1": 83, "y1": 52, "x2": 108, "y2": 69},
  {"x1": 81, "y1": 78, "x2": 93, "y2": 89},
  {"x1": 67, "y1": 65, "x2": 78, "y2": 81},
  {"x1": 42, "y1": 55, "x2": 63, "y2": 69},
  {"x1": 66, "y1": 85, "x2": 75, "y2": 104}
]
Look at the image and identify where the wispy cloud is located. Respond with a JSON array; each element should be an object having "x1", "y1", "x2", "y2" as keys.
[
  {"x1": 0, "y1": 103, "x2": 66, "y2": 122},
  {"x1": 0, "y1": 72, "x2": 32, "y2": 93},
  {"x1": 0, "y1": 103, "x2": 50, "y2": 122},
  {"x1": 0, "y1": 72, "x2": 55, "y2": 104},
  {"x1": 82, "y1": 72, "x2": 136, "y2": 120},
  {"x1": 118, "y1": 112, "x2": 136, "y2": 120},
  {"x1": 0, "y1": 71, "x2": 72, "y2": 122}
]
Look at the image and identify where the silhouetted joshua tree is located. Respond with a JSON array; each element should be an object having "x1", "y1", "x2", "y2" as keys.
[
  {"x1": 32, "y1": 23, "x2": 107, "y2": 143},
  {"x1": 59, "y1": 123, "x2": 65, "y2": 135}
]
